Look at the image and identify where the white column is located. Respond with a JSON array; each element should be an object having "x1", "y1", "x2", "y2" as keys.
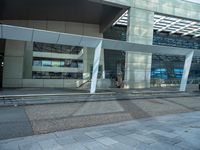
[
  {"x1": 90, "y1": 41, "x2": 102, "y2": 94},
  {"x1": 179, "y1": 51, "x2": 194, "y2": 92}
]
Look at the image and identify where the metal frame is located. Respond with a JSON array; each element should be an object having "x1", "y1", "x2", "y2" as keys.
[
  {"x1": 180, "y1": 51, "x2": 194, "y2": 91},
  {"x1": 90, "y1": 41, "x2": 102, "y2": 93},
  {"x1": 114, "y1": 12, "x2": 200, "y2": 38}
]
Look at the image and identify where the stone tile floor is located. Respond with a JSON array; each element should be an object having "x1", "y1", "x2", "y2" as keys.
[{"x1": 0, "y1": 111, "x2": 200, "y2": 150}]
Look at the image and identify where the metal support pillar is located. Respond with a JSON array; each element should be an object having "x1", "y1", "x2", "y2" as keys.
[
  {"x1": 179, "y1": 51, "x2": 194, "y2": 91},
  {"x1": 90, "y1": 41, "x2": 102, "y2": 94}
]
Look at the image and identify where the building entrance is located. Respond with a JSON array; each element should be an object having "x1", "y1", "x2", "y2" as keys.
[
  {"x1": 0, "y1": 55, "x2": 3, "y2": 88},
  {"x1": 0, "y1": 40, "x2": 5, "y2": 89}
]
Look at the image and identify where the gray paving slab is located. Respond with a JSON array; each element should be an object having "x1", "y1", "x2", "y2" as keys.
[
  {"x1": 63, "y1": 143, "x2": 88, "y2": 150},
  {"x1": 127, "y1": 133, "x2": 156, "y2": 144},
  {"x1": 96, "y1": 137, "x2": 118, "y2": 146},
  {"x1": 19, "y1": 142, "x2": 42, "y2": 150},
  {"x1": 0, "y1": 111, "x2": 200, "y2": 150},
  {"x1": 82, "y1": 141, "x2": 108, "y2": 150},
  {"x1": 55, "y1": 136, "x2": 76, "y2": 145},
  {"x1": 148, "y1": 142, "x2": 182, "y2": 150},
  {"x1": 73, "y1": 134, "x2": 94, "y2": 143},
  {"x1": 98, "y1": 130, "x2": 119, "y2": 137},
  {"x1": 0, "y1": 107, "x2": 33, "y2": 140},
  {"x1": 112, "y1": 135, "x2": 140, "y2": 147},
  {"x1": 111, "y1": 128, "x2": 137, "y2": 135},
  {"x1": 0, "y1": 122, "x2": 33, "y2": 140},
  {"x1": 150, "y1": 129, "x2": 178, "y2": 138},
  {"x1": 38, "y1": 139, "x2": 63, "y2": 150},
  {"x1": 176, "y1": 141, "x2": 200, "y2": 150},
  {"x1": 148, "y1": 133, "x2": 182, "y2": 145},
  {"x1": 108, "y1": 143, "x2": 134, "y2": 150},
  {"x1": 0, "y1": 143, "x2": 20, "y2": 150},
  {"x1": 84, "y1": 131, "x2": 103, "y2": 138},
  {"x1": 2, "y1": 95, "x2": 200, "y2": 141}
]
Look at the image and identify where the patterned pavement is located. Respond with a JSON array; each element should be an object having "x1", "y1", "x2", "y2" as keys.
[{"x1": 0, "y1": 111, "x2": 200, "y2": 150}]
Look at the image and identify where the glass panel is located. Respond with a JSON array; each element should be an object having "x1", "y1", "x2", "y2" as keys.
[
  {"x1": 33, "y1": 60, "x2": 42, "y2": 66},
  {"x1": 52, "y1": 61, "x2": 60, "y2": 67},
  {"x1": 42, "y1": 60, "x2": 51, "y2": 67}
]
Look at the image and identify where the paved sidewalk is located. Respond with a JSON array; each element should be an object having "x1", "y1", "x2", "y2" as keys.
[{"x1": 1, "y1": 111, "x2": 200, "y2": 150}]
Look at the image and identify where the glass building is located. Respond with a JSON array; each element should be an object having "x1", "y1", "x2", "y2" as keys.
[{"x1": 0, "y1": 0, "x2": 200, "y2": 92}]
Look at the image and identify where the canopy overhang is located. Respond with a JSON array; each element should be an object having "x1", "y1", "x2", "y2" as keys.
[
  {"x1": 0, "y1": 24, "x2": 199, "y2": 93},
  {"x1": 0, "y1": 24, "x2": 199, "y2": 57}
]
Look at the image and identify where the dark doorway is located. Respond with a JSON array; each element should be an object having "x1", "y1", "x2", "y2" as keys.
[
  {"x1": 0, "y1": 55, "x2": 3, "y2": 88},
  {"x1": 0, "y1": 40, "x2": 5, "y2": 89}
]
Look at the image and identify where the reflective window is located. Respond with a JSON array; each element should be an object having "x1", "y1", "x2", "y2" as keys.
[
  {"x1": 32, "y1": 72, "x2": 83, "y2": 79},
  {"x1": 33, "y1": 42, "x2": 83, "y2": 54},
  {"x1": 52, "y1": 61, "x2": 60, "y2": 67},
  {"x1": 42, "y1": 60, "x2": 51, "y2": 67},
  {"x1": 33, "y1": 60, "x2": 42, "y2": 66}
]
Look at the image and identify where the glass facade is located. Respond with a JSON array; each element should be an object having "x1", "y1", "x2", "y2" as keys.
[
  {"x1": 33, "y1": 42, "x2": 83, "y2": 54},
  {"x1": 104, "y1": 25, "x2": 200, "y2": 84},
  {"x1": 153, "y1": 31, "x2": 200, "y2": 50},
  {"x1": 32, "y1": 42, "x2": 83, "y2": 79},
  {"x1": 33, "y1": 58, "x2": 83, "y2": 68},
  {"x1": 32, "y1": 72, "x2": 82, "y2": 79}
]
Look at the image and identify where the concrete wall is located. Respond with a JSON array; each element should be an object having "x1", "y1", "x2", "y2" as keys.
[
  {"x1": 1, "y1": 20, "x2": 102, "y2": 37},
  {"x1": 1, "y1": 20, "x2": 103, "y2": 88},
  {"x1": 3, "y1": 40, "x2": 25, "y2": 87},
  {"x1": 23, "y1": 42, "x2": 33, "y2": 79},
  {"x1": 22, "y1": 79, "x2": 84, "y2": 88},
  {"x1": 104, "y1": 0, "x2": 200, "y2": 21},
  {"x1": 124, "y1": 8, "x2": 153, "y2": 89},
  {"x1": 133, "y1": 0, "x2": 200, "y2": 21}
]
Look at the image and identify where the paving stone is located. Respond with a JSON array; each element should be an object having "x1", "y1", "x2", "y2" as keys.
[
  {"x1": 150, "y1": 130, "x2": 178, "y2": 138},
  {"x1": 82, "y1": 141, "x2": 108, "y2": 150},
  {"x1": 148, "y1": 133, "x2": 182, "y2": 145},
  {"x1": 73, "y1": 134, "x2": 94, "y2": 142},
  {"x1": 99, "y1": 130, "x2": 119, "y2": 137},
  {"x1": 63, "y1": 143, "x2": 88, "y2": 150},
  {"x1": 108, "y1": 143, "x2": 134, "y2": 150},
  {"x1": 112, "y1": 128, "x2": 137, "y2": 136},
  {"x1": 148, "y1": 125, "x2": 175, "y2": 132},
  {"x1": 96, "y1": 137, "x2": 118, "y2": 146},
  {"x1": 54, "y1": 130, "x2": 79, "y2": 138},
  {"x1": 1, "y1": 111, "x2": 200, "y2": 150},
  {"x1": 38, "y1": 139, "x2": 63, "y2": 150},
  {"x1": 134, "y1": 143, "x2": 149, "y2": 150},
  {"x1": 0, "y1": 107, "x2": 33, "y2": 140},
  {"x1": 127, "y1": 133, "x2": 156, "y2": 144},
  {"x1": 19, "y1": 142, "x2": 42, "y2": 150},
  {"x1": 176, "y1": 141, "x2": 199, "y2": 150},
  {"x1": 148, "y1": 142, "x2": 182, "y2": 150},
  {"x1": 32, "y1": 133, "x2": 57, "y2": 142},
  {"x1": 84, "y1": 131, "x2": 103, "y2": 138},
  {"x1": 112, "y1": 135, "x2": 140, "y2": 147},
  {"x1": 55, "y1": 136, "x2": 76, "y2": 145},
  {"x1": 0, "y1": 143, "x2": 19, "y2": 150}
]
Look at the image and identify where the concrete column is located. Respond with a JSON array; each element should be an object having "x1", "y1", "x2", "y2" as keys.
[
  {"x1": 180, "y1": 51, "x2": 194, "y2": 92},
  {"x1": 101, "y1": 49, "x2": 106, "y2": 79},
  {"x1": 124, "y1": 7, "x2": 154, "y2": 89},
  {"x1": 3, "y1": 40, "x2": 25, "y2": 87},
  {"x1": 83, "y1": 48, "x2": 90, "y2": 80},
  {"x1": 90, "y1": 41, "x2": 102, "y2": 94},
  {"x1": 23, "y1": 42, "x2": 33, "y2": 79}
]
